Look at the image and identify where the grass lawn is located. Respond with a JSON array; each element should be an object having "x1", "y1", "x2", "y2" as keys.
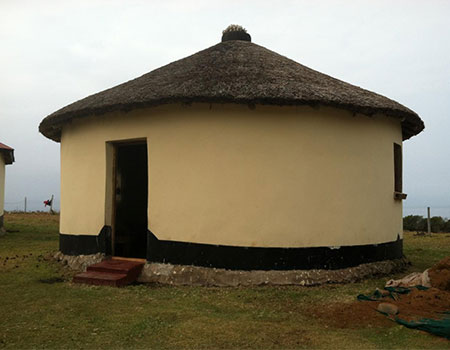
[{"x1": 0, "y1": 213, "x2": 449, "y2": 349}]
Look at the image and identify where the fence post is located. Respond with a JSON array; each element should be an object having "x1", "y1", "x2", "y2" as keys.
[
  {"x1": 24, "y1": 197, "x2": 27, "y2": 212},
  {"x1": 50, "y1": 195, "x2": 54, "y2": 214},
  {"x1": 427, "y1": 207, "x2": 431, "y2": 234}
]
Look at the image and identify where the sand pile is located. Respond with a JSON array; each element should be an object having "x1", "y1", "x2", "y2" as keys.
[
  {"x1": 428, "y1": 256, "x2": 450, "y2": 291},
  {"x1": 390, "y1": 287, "x2": 450, "y2": 321}
]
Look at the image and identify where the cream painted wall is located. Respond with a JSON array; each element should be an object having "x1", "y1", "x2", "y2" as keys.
[
  {"x1": 0, "y1": 154, "x2": 5, "y2": 216},
  {"x1": 60, "y1": 103, "x2": 403, "y2": 247}
]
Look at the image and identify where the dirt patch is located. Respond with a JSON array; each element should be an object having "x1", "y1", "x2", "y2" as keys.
[
  {"x1": 428, "y1": 256, "x2": 450, "y2": 291},
  {"x1": 39, "y1": 277, "x2": 65, "y2": 284},
  {"x1": 310, "y1": 287, "x2": 450, "y2": 329},
  {"x1": 308, "y1": 301, "x2": 394, "y2": 329}
]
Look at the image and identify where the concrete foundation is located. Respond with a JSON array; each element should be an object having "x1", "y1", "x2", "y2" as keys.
[
  {"x1": 54, "y1": 252, "x2": 409, "y2": 286},
  {"x1": 54, "y1": 251, "x2": 105, "y2": 272}
]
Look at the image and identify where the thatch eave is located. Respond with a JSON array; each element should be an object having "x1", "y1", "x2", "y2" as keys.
[{"x1": 39, "y1": 98, "x2": 423, "y2": 142}]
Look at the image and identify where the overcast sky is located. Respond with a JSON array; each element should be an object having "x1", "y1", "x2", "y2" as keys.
[{"x1": 1, "y1": 0, "x2": 449, "y2": 216}]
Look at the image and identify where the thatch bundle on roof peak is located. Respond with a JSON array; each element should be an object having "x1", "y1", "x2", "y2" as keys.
[{"x1": 222, "y1": 24, "x2": 251, "y2": 42}]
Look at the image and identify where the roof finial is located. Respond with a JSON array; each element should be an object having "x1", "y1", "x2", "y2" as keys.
[{"x1": 222, "y1": 25, "x2": 251, "y2": 42}]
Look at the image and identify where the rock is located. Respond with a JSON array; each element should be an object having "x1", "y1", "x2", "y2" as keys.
[
  {"x1": 377, "y1": 302, "x2": 398, "y2": 315},
  {"x1": 375, "y1": 288, "x2": 391, "y2": 297}
]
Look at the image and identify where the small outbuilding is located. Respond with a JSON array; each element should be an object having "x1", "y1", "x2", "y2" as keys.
[
  {"x1": 40, "y1": 26, "x2": 424, "y2": 270},
  {"x1": 0, "y1": 142, "x2": 15, "y2": 230}
]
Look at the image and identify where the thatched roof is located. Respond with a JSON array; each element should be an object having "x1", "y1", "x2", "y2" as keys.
[
  {"x1": 40, "y1": 27, "x2": 424, "y2": 142},
  {"x1": 0, "y1": 142, "x2": 14, "y2": 164}
]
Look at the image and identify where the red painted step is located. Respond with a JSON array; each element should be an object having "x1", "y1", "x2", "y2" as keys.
[
  {"x1": 73, "y1": 271, "x2": 129, "y2": 287},
  {"x1": 73, "y1": 259, "x2": 145, "y2": 287}
]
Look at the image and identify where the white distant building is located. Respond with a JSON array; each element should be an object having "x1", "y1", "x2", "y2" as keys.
[{"x1": 0, "y1": 142, "x2": 14, "y2": 230}]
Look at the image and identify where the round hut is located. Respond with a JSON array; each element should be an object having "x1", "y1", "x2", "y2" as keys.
[
  {"x1": 40, "y1": 26, "x2": 424, "y2": 271},
  {"x1": 0, "y1": 142, "x2": 15, "y2": 230}
]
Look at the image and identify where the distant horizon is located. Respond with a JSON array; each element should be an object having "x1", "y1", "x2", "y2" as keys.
[{"x1": 4, "y1": 197, "x2": 450, "y2": 220}]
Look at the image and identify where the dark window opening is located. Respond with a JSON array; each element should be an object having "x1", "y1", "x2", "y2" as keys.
[
  {"x1": 394, "y1": 143, "x2": 402, "y2": 193},
  {"x1": 114, "y1": 142, "x2": 148, "y2": 258}
]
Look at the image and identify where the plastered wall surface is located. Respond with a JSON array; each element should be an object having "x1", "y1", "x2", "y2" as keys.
[
  {"x1": 60, "y1": 103, "x2": 403, "y2": 247},
  {"x1": 0, "y1": 155, "x2": 5, "y2": 216}
]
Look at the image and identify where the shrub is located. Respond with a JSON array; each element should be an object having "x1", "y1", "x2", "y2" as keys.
[
  {"x1": 403, "y1": 215, "x2": 424, "y2": 231},
  {"x1": 430, "y1": 216, "x2": 446, "y2": 233},
  {"x1": 403, "y1": 215, "x2": 450, "y2": 233}
]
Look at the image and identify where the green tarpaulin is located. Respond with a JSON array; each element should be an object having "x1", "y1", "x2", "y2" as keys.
[{"x1": 358, "y1": 286, "x2": 450, "y2": 339}]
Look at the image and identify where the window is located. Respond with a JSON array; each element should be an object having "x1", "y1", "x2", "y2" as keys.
[{"x1": 394, "y1": 143, "x2": 406, "y2": 199}]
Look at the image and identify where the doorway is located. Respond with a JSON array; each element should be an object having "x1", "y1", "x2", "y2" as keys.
[{"x1": 113, "y1": 141, "x2": 148, "y2": 258}]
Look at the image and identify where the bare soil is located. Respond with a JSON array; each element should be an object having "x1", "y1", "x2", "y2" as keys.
[
  {"x1": 311, "y1": 256, "x2": 450, "y2": 328},
  {"x1": 308, "y1": 301, "x2": 394, "y2": 329},
  {"x1": 311, "y1": 287, "x2": 450, "y2": 329},
  {"x1": 392, "y1": 287, "x2": 450, "y2": 321}
]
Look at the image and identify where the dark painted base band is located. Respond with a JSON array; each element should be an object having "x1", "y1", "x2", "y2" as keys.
[
  {"x1": 59, "y1": 226, "x2": 112, "y2": 256},
  {"x1": 146, "y1": 231, "x2": 403, "y2": 270},
  {"x1": 59, "y1": 228, "x2": 402, "y2": 270}
]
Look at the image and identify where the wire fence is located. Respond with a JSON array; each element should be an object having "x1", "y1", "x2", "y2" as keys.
[{"x1": 4, "y1": 197, "x2": 60, "y2": 213}]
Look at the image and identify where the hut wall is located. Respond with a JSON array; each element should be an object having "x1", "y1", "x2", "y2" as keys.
[{"x1": 60, "y1": 103, "x2": 403, "y2": 248}]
